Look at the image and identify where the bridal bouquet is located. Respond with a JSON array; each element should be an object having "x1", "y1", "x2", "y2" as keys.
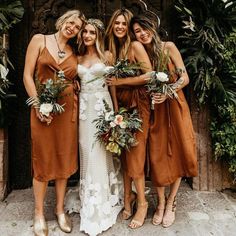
[
  {"x1": 26, "y1": 70, "x2": 69, "y2": 117},
  {"x1": 87, "y1": 59, "x2": 143, "y2": 84},
  {"x1": 93, "y1": 100, "x2": 143, "y2": 156}
]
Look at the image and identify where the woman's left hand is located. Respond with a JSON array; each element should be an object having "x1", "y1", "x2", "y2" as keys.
[
  {"x1": 106, "y1": 77, "x2": 120, "y2": 86},
  {"x1": 152, "y1": 93, "x2": 168, "y2": 104}
]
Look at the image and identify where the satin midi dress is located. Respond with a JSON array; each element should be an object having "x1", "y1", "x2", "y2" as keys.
[
  {"x1": 116, "y1": 86, "x2": 151, "y2": 178},
  {"x1": 149, "y1": 62, "x2": 198, "y2": 186},
  {"x1": 30, "y1": 43, "x2": 78, "y2": 182}
]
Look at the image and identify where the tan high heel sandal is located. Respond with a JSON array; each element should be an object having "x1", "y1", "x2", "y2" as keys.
[
  {"x1": 122, "y1": 192, "x2": 137, "y2": 220},
  {"x1": 129, "y1": 201, "x2": 148, "y2": 229},
  {"x1": 162, "y1": 197, "x2": 177, "y2": 228},
  {"x1": 152, "y1": 198, "x2": 166, "y2": 225}
]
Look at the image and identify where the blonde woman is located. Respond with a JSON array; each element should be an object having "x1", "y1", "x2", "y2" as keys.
[
  {"x1": 66, "y1": 19, "x2": 123, "y2": 236},
  {"x1": 23, "y1": 10, "x2": 85, "y2": 236},
  {"x1": 105, "y1": 9, "x2": 152, "y2": 229},
  {"x1": 130, "y1": 15, "x2": 198, "y2": 228}
]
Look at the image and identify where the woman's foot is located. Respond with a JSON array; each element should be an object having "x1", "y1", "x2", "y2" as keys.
[
  {"x1": 162, "y1": 197, "x2": 177, "y2": 228},
  {"x1": 122, "y1": 192, "x2": 137, "y2": 220},
  {"x1": 55, "y1": 212, "x2": 72, "y2": 233},
  {"x1": 33, "y1": 215, "x2": 48, "y2": 236},
  {"x1": 152, "y1": 198, "x2": 166, "y2": 225},
  {"x1": 129, "y1": 201, "x2": 148, "y2": 229}
]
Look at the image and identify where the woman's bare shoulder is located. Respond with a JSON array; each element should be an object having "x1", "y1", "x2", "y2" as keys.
[
  {"x1": 131, "y1": 40, "x2": 145, "y2": 50},
  {"x1": 162, "y1": 41, "x2": 178, "y2": 52},
  {"x1": 29, "y1": 34, "x2": 45, "y2": 48}
]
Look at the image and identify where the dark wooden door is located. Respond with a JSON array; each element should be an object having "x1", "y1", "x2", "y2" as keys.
[{"x1": 8, "y1": 0, "x2": 173, "y2": 189}]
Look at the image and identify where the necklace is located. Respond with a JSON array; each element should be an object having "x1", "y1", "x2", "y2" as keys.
[{"x1": 54, "y1": 34, "x2": 66, "y2": 59}]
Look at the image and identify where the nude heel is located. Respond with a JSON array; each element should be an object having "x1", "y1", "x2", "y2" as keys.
[
  {"x1": 129, "y1": 201, "x2": 148, "y2": 229},
  {"x1": 162, "y1": 197, "x2": 176, "y2": 228}
]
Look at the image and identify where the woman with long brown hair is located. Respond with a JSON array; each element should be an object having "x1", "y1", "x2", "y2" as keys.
[
  {"x1": 130, "y1": 15, "x2": 198, "y2": 228},
  {"x1": 105, "y1": 9, "x2": 152, "y2": 229},
  {"x1": 66, "y1": 18, "x2": 123, "y2": 236}
]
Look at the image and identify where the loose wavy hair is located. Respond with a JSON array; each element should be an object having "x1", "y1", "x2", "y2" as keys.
[
  {"x1": 78, "y1": 19, "x2": 106, "y2": 62},
  {"x1": 55, "y1": 10, "x2": 86, "y2": 30},
  {"x1": 130, "y1": 15, "x2": 162, "y2": 68},
  {"x1": 105, "y1": 8, "x2": 133, "y2": 62}
]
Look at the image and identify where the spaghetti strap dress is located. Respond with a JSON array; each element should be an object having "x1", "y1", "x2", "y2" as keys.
[
  {"x1": 30, "y1": 36, "x2": 79, "y2": 181},
  {"x1": 116, "y1": 85, "x2": 151, "y2": 178},
  {"x1": 149, "y1": 61, "x2": 198, "y2": 186}
]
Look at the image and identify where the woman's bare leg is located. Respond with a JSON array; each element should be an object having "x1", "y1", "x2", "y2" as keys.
[
  {"x1": 129, "y1": 174, "x2": 148, "y2": 229},
  {"x1": 122, "y1": 172, "x2": 135, "y2": 219},
  {"x1": 152, "y1": 186, "x2": 165, "y2": 225},
  {"x1": 33, "y1": 178, "x2": 48, "y2": 217},
  {"x1": 162, "y1": 177, "x2": 181, "y2": 227},
  {"x1": 55, "y1": 179, "x2": 67, "y2": 214}
]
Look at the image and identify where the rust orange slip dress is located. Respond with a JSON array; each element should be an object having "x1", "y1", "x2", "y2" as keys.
[
  {"x1": 148, "y1": 62, "x2": 198, "y2": 187},
  {"x1": 30, "y1": 35, "x2": 79, "y2": 182},
  {"x1": 116, "y1": 84, "x2": 151, "y2": 178}
]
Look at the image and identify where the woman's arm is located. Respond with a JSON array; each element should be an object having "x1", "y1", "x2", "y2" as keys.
[
  {"x1": 23, "y1": 34, "x2": 43, "y2": 97},
  {"x1": 105, "y1": 51, "x2": 118, "y2": 112},
  {"x1": 164, "y1": 41, "x2": 189, "y2": 91},
  {"x1": 23, "y1": 34, "x2": 53, "y2": 123},
  {"x1": 153, "y1": 41, "x2": 189, "y2": 104},
  {"x1": 106, "y1": 41, "x2": 153, "y2": 87}
]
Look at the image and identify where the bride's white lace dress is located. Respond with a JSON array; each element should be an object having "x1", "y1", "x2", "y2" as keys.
[{"x1": 65, "y1": 63, "x2": 123, "y2": 236}]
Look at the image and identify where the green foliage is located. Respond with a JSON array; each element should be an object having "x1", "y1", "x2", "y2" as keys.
[
  {"x1": 175, "y1": 0, "x2": 236, "y2": 105},
  {"x1": 0, "y1": 0, "x2": 24, "y2": 127},
  {"x1": 0, "y1": 0, "x2": 24, "y2": 32},
  {"x1": 175, "y1": 0, "x2": 236, "y2": 180},
  {"x1": 211, "y1": 105, "x2": 236, "y2": 178}
]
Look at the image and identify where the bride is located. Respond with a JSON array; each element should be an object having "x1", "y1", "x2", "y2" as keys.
[{"x1": 65, "y1": 19, "x2": 123, "y2": 236}]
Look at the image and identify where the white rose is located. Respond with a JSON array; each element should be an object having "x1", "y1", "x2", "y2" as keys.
[
  {"x1": 104, "y1": 66, "x2": 114, "y2": 73},
  {"x1": 119, "y1": 121, "x2": 127, "y2": 129},
  {"x1": 0, "y1": 64, "x2": 9, "y2": 80},
  {"x1": 156, "y1": 72, "x2": 169, "y2": 82},
  {"x1": 39, "y1": 103, "x2": 53, "y2": 117}
]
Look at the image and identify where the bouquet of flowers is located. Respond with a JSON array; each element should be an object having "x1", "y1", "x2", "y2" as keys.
[
  {"x1": 26, "y1": 70, "x2": 69, "y2": 117},
  {"x1": 87, "y1": 59, "x2": 143, "y2": 84},
  {"x1": 93, "y1": 100, "x2": 143, "y2": 156},
  {"x1": 146, "y1": 51, "x2": 178, "y2": 109}
]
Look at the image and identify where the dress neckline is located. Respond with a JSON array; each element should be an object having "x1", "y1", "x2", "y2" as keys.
[
  {"x1": 78, "y1": 62, "x2": 105, "y2": 70},
  {"x1": 42, "y1": 47, "x2": 74, "y2": 66}
]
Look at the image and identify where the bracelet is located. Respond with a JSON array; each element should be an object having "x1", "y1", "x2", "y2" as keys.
[{"x1": 26, "y1": 96, "x2": 40, "y2": 108}]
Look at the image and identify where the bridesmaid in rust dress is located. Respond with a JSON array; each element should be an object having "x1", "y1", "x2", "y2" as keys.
[
  {"x1": 105, "y1": 9, "x2": 152, "y2": 229},
  {"x1": 23, "y1": 10, "x2": 85, "y2": 236},
  {"x1": 130, "y1": 16, "x2": 198, "y2": 228}
]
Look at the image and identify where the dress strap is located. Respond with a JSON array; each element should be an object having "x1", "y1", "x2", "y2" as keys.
[{"x1": 44, "y1": 35, "x2": 46, "y2": 47}]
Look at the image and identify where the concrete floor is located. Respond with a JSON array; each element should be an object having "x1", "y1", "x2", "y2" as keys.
[{"x1": 0, "y1": 181, "x2": 236, "y2": 236}]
